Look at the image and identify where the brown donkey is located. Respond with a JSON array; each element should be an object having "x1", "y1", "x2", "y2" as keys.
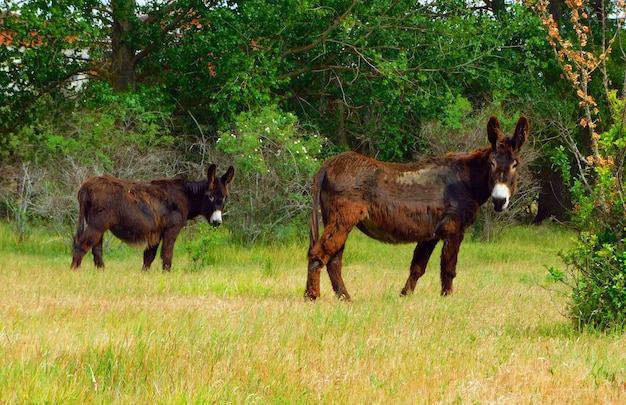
[
  {"x1": 305, "y1": 116, "x2": 528, "y2": 300},
  {"x1": 71, "y1": 164, "x2": 234, "y2": 271}
]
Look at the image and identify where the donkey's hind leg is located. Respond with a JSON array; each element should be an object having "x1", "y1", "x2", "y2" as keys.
[
  {"x1": 401, "y1": 239, "x2": 438, "y2": 296},
  {"x1": 71, "y1": 227, "x2": 105, "y2": 269},
  {"x1": 92, "y1": 237, "x2": 105, "y2": 268},
  {"x1": 306, "y1": 226, "x2": 353, "y2": 300},
  {"x1": 326, "y1": 245, "x2": 350, "y2": 300}
]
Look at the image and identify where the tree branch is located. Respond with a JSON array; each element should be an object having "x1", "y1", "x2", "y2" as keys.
[
  {"x1": 280, "y1": 0, "x2": 360, "y2": 58},
  {"x1": 132, "y1": 4, "x2": 195, "y2": 67},
  {"x1": 1, "y1": 67, "x2": 94, "y2": 135}
]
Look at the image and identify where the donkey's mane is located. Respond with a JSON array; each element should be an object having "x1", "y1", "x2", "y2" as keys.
[{"x1": 184, "y1": 179, "x2": 208, "y2": 196}]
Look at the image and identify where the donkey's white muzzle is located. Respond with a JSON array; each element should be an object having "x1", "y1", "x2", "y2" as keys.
[
  {"x1": 210, "y1": 210, "x2": 223, "y2": 226},
  {"x1": 491, "y1": 183, "x2": 510, "y2": 212}
]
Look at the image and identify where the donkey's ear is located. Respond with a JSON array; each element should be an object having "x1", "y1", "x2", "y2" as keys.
[
  {"x1": 207, "y1": 164, "x2": 217, "y2": 187},
  {"x1": 221, "y1": 166, "x2": 235, "y2": 186},
  {"x1": 487, "y1": 115, "x2": 502, "y2": 149},
  {"x1": 512, "y1": 116, "x2": 529, "y2": 152}
]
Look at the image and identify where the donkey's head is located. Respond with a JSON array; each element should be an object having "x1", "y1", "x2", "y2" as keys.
[
  {"x1": 487, "y1": 116, "x2": 528, "y2": 212},
  {"x1": 203, "y1": 164, "x2": 235, "y2": 226}
]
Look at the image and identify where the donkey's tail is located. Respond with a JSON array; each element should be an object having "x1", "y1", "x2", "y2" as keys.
[
  {"x1": 309, "y1": 166, "x2": 328, "y2": 249},
  {"x1": 74, "y1": 187, "x2": 89, "y2": 241}
]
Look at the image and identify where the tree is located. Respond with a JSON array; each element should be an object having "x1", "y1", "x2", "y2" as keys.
[
  {"x1": 2, "y1": 0, "x2": 558, "y2": 162},
  {"x1": 0, "y1": 0, "x2": 222, "y2": 136},
  {"x1": 266, "y1": 1, "x2": 552, "y2": 160}
]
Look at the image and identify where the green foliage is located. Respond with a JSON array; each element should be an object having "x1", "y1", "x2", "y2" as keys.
[
  {"x1": 217, "y1": 105, "x2": 325, "y2": 245},
  {"x1": 217, "y1": 105, "x2": 324, "y2": 175},
  {"x1": 184, "y1": 222, "x2": 232, "y2": 272},
  {"x1": 2, "y1": 0, "x2": 560, "y2": 166},
  {"x1": 442, "y1": 95, "x2": 474, "y2": 131},
  {"x1": 561, "y1": 233, "x2": 626, "y2": 331},
  {"x1": 550, "y1": 145, "x2": 572, "y2": 187},
  {"x1": 0, "y1": 130, "x2": 18, "y2": 162},
  {"x1": 17, "y1": 85, "x2": 175, "y2": 169},
  {"x1": 550, "y1": 96, "x2": 626, "y2": 331},
  {"x1": 0, "y1": 0, "x2": 101, "y2": 133}
]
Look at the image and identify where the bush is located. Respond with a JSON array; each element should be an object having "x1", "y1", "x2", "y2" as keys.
[
  {"x1": 20, "y1": 87, "x2": 175, "y2": 170},
  {"x1": 550, "y1": 94, "x2": 626, "y2": 331},
  {"x1": 184, "y1": 222, "x2": 232, "y2": 272},
  {"x1": 552, "y1": 233, "x2": 626, "y2": 331},
  {"x1": 217, "y1": 105, "x2": 326, "y2": 245}
]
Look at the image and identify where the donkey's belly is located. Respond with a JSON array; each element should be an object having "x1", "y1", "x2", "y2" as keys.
[
  {"x1": 110, "y1": 224, "x2": 160, "y2": 247},
  {"x1": 110, "y1": 225, "x2": 145, "y2": 244},
  {"x1": 357, "y1": 216, "x2": 438, "y2": 244}
]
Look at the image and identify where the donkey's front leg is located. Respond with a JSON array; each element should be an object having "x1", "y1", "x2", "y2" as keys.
[
  {"x1": 401, "y1": 239, "x2": 438, "y2": 296},
  {"x1": 160, "y1": 228, "x2": 182, "y2": 272},
  {"x1": 142, "y1": 245, "x2": 159, "y2": 271},
  {"x1": 440, "y1": 234, "x2": 464, "y2": 296}
]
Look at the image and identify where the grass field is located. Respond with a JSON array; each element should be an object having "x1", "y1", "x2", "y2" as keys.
[{"x1": 1, "y1": 222, "x2": 625, "y2": 404}]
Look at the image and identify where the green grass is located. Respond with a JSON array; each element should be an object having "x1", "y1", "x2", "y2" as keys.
[{"x1": 1, "y1": 222, "x2": 626, "y2": 404}]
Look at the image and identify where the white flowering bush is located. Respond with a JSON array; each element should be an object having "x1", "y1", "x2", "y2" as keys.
[
  {"x1": 217, "y1": 105, "x2": 323, "y2": 176},
  {"x1": 217, "y1": 105, "x2": 327, "y2": 244}
]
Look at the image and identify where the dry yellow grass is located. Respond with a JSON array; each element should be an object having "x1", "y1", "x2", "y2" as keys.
[{"x1": 1, "y1": 223, "x2": 625, "y2": 404}]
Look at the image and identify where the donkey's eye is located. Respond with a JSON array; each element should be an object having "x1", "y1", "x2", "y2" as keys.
[
  {"x1": 490, "y1": 160, "x2": 496, "y2": 169},
  {"x1": 208, "y1": 196, "x2": 215, "y2": 202},
  {"x1": 512, "y1": 160, "x2": 519, "y2": 169}
]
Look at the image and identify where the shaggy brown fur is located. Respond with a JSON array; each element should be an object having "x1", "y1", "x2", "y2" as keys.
[
  {"x1": 306, "y1": 116, "x2": 528, "y2": 300},
  {"x1": 71, "y1": 164, "x2": 234, "y2": 271}
]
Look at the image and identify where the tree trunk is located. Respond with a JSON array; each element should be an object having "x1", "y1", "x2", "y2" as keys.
[
  {"x1": 549, "y1": 0, "x2": 564, "y2": 23},
  {"x1": 110, "y1": 0, "x2": 138, "y2": 92},
  {"x1": 533, "y1": 160, "x2": 572, "y2": 224}
]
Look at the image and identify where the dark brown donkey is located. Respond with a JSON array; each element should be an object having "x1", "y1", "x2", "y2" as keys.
[
  {"x1": 305, "y1": 116, "x2": 528, "y2": 300},
  {"x1": 71, "y1": 164, "x2": 235, "y2": 271}
]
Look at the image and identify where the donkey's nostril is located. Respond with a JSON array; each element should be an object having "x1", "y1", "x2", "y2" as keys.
[{"x1": 492, "y1": 197, "x2": 507, "y2": 212}]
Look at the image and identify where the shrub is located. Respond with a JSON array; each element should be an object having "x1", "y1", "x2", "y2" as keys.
[
  {"x1": 550, "y1": 94, "x2": 626, "y2": 331},
  {"x1": 217, "y1": 105, "x2": 326, "y2": 245},
  {"x1": 184, "y1": 222, "x2": 232, "y2": 272},
  {"x1": 554, "y1": 233, "x2": 626, "y2": 331}
]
